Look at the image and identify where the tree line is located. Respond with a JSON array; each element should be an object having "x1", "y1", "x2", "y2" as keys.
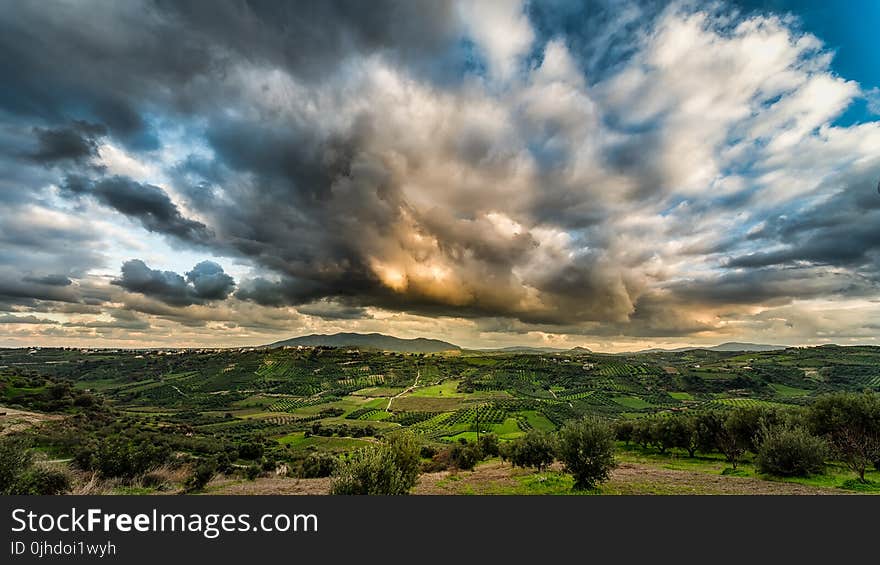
[{"x1": 614, "y1": 392, "x2": 880, "y2": 481}]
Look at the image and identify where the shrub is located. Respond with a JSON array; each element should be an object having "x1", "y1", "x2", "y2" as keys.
[
  {"x1": 330, "y1": 433, "x2": 421, "y2": 495},
  {"x1": 238, "y1": 443, "x2": 264, "y2": 461},
  {"x1": 509, "y1": 430, "x2": 556, "y2": 471},
  {"x1": 185, "y1": 460, "x2": 217, "y2": 492},
  {"x1": 74, "y1": 436, "x2": 172, "y2": 479},
  {"x1": 384, "y1": 433, "x2": 421, "y2": 487},
  {"x1": 0, "y1": 437, "x2": 70, "y2": 495},
  {"x1": 245, "y1": 464, "x2": 261, "y2": 480},
  {"x1": 421, "y1": 448, "x2": 454, "y2": 472},
  {"x1": 298, "y1": 452, "x2": 338, "y2": 478},
  {"x1": 477, "y1": 433, "x2": 500, "y2": 457},
  {"x1": 450, "y1": 441, "x2": 482, "y2": 470},
  {"x1": 556, "y1": 417, "x2": 617, "y2": 490},
  {"x1": 15, "y1": 468, "x2": 71, "y2": 495},
  {"x1": 0, "y1": 438, "x2": 34, "y2": 494},
  {"x1": 756, "y1": 425, "x2": 827, "y2": 477}
]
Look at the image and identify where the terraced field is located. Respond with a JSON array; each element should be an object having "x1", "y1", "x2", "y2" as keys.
[{"x1": 5, "y1": 344, "x2": 880, "y2": 466}]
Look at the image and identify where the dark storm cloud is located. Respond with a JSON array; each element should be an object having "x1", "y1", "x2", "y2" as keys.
[
  {"x1": 667, "y1": 267, "x2": 877, "y2": 307},
  {"x1": 28, "y1": 121, "x2": 106, "y2": 164},
  {"x1": 727, "y1": 167, "x2": 880, "y2": 272},
  {"x1": 113, "y1": 259, "x2": 235, "y2": 306},
  {"x1": 3, "y1": 0, "x2": 626, "y2": 327},
  {"x1": 160, "y1": 0, "x2": 464, "y2": 81},
  {"x1": 185, "y1": 261, "x2": 235, "y2": 300},
  {"x1": 62, "y1": 175, "x2": 211, "y2": 242},
  {"x1": 296, "y1": 300, "x2": 373, "y2": 320},
  {"x1": 0, "y1": 0, "x2": 463, "y2": 139},
  {"x1": 0, "y1": 314, "x2": 59, "y2": 325},
  {"x1": 22, "y1": 275, "x2": 73, "y2": 287}
]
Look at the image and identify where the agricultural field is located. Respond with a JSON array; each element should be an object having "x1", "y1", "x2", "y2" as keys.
[{"x1": 3, "y1": 343, "x2": 880, "y2": 494}]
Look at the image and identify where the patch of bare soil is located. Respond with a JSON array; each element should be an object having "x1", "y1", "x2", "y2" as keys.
[
  {"x1": 606, "y1": 462, "x2": 846, "y2": 495},
  {"x1": 202, "y1": 460, "x2": 848, "y2": 495},
  {"x1": 0, "y1": 405, "x2": 63, "y2": 435},
  {"x1": 414, "y1": 462, "x2": 525, "y2": 494},
  {"x1": 208, "y1": 475, "x2": 332, "y2": 495},
  {"x1": 414, "y1": 460, "x2": 847, "y2": 495}
]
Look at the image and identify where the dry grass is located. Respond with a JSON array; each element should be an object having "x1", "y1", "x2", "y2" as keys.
[
  {"x1": 603, "y1": 462, "x2": 847, "y2": 495},
  {"x1": 413, "y1": 460, "x2": 849, "y2": 495},
  {"x1": 207, "y1": 475, "x2": 332, "y2": 495},
  {"x1": 0, "y1": 405, "x2": 63, "y2": 435}
]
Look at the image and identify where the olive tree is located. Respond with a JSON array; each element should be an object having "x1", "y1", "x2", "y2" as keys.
[
  {"x1": 556, "y1": 418, "x2": 617, "y2": 490},
  {"x1": 508, "y1": 430, "x2": 556, "y2": 471},
  {"x1": 808, "y1": 393, "x2": 880, "y2": 482}
]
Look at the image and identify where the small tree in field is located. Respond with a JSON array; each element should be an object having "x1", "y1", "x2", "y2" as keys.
[
  {"x1": 693, "y1": 411, "x2": 724, "y2": 454},
  {"x1": 718, "y1": 409, "x2": 759, "y2": 469},
  {"x1": 556, "y1": 418, "x2": 617, "y2": 490},
  {"x1": 756, "y1": 425, "x2": 827, "y2": 477},
  {"x1": 330, "y1": 432, "x2": 421, "y2": 495},
  {"x1": 651, "y1": 417, "x2": 695, "y2": 455},
  {"x1": 449, "y1": 440, "x2": 483, "y2": 470},
  {"x1": 509, "y1": 430, "x2": 556, "y2": 471},
  {"x1": 808, "y1": 393, "x2": 880, "y2": 483},
  {"x1": 614, "y1": 421, "x2": 634, "y2": 445}
]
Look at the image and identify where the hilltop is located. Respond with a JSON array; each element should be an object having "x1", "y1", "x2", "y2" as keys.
[
  {"x1": 267, "y1": 332, "x2": 460, "y2": 353},
  {"x1": 634, "y1": 342, "x2": 788, "y2": 354}
]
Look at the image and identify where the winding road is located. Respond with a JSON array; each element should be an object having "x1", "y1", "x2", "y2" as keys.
[{"x1": 387, "y1": 369, "x2": 420, "y2": 411}]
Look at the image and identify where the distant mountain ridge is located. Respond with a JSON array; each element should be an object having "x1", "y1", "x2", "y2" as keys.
[
  {"x1": 267, "y1": 334, "x2": 784, "y2": 355},
  {"x1": 632, "y1": 342, "x2": 787, "y2": 354},
  {"x1": 479, "y1": 345, "x2": 593, "y2": 354},
  {"x1": 268, "y1": 332, "x2": 460, "y2": 353}
]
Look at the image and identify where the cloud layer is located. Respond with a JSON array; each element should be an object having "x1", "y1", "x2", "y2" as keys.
[{"x1": 1, "y1": 1, "x2": 879, "y2": 350}]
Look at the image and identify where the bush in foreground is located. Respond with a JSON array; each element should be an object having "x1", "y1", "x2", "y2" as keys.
[
  {"x1": 0, "y1": 438, "x2": 70, "y2": 495},
  {"x1": 298, "y1": 452, "x2": 338, "y2": 478},
  {"x1": 185, "y1": 460, "x2": 217, "y2": 492},
  {"x1": 556, "y1": 417, "x2": 617, "y2": 490},
  {"x1": 756, "y1": 426, "x2": 827, "y2": 477},
  {"x1": 330, "y1": 433, "x2": 420, "y2": 495},
  {"x1": 14, "y1": 468, "x2": 70, "y2": 495},
  {"x1": 450, "y1": 440, "x2": 483, "y2": 471},
  {"x1": 507, "y1": 430, "x2": 556, "y2": 471}
]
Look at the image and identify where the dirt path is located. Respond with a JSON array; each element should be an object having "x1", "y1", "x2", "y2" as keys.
[
  {"x1": 207, "y1": 459, "x2": 849, "y2": 495},
  {"x1": 414, "y1": 461, "x2": 849, "y2": 495},
  {"x1": 387, "y1": 369, "x2": 420, "y2": 411},
  {"x1": 547, "y1": 388, "x2": 573, "y2": 408},
  {"x1": 0, "y1": 405, "x2": 63, "y2": 435}
]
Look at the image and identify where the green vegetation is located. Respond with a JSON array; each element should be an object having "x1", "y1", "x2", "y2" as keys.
[
  {"x1": 557, "y1": 418, "x2": 617, "y2": 490},
  {"x1": 505, "y1": 430, "x2": 556, "y2": 471},
  {"x1": 329, "y1": 433, "x2": 421, "y2": 495},
  {"x1": 756, "y1": 425, "x2": 827, "y2": 477},
  {"x1": 0, "y1": 438, "x2": 69, "y2": 495},
  {"x1": 3, "y1": 345, "x2": 880, "y2": 494}
]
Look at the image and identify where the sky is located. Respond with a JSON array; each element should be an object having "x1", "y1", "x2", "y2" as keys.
[{"x1": 1, "y1": 0, "x2": 879, "y2": 352}]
